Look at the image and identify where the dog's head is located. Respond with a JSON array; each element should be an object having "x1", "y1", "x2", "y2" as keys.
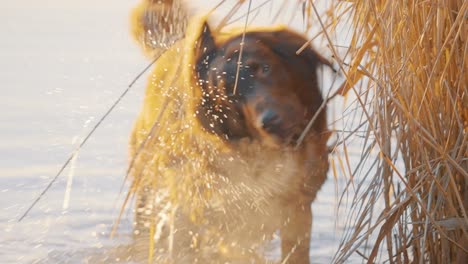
[{"x1": 194, "y1": 23, "x2": 329, "y2": 148}]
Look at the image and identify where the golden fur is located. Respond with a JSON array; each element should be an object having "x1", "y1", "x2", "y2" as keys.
[{"x1": 126, "y1": 1, "x2": 330, "y2": 263}]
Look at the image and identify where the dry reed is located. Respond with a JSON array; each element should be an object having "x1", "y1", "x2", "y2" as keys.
[{"x1": 304, "y1": 0, "x2": 468, "y2": 262}]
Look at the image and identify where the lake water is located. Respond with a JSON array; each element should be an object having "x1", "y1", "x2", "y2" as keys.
[{"x1": 0, "y1": 1, "x2": 372, "y2": 263}]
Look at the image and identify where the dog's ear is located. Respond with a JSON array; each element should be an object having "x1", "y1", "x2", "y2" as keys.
[
  {"x1": 260, "y1": 30, "x2": 334, "y2": 71},
  {"x1": 194, "y1": 22, "x2": 217, "y2": 71},
  {"x1": 296, "y1": 42, "x2": 336, "y2": 73}
]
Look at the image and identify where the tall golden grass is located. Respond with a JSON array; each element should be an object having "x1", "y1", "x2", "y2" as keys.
[{"x1": 298, "y1": 0, "x2": 467, "y2": 262}]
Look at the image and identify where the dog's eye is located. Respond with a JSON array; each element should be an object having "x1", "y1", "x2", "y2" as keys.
[{"x1": 261, "y1": 64, "x2": 270, "y2": 74}]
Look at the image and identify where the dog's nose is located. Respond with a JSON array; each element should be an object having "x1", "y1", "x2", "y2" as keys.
[{"x1": 259, "y1": 109, "x2": 282, "y2": 132}]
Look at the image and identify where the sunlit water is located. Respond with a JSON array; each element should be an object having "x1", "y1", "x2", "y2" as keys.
[{"x1": 0, "y1": 1, "x2": 374, "y2": 263}]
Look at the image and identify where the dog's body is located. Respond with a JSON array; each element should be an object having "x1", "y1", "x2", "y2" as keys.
[{"x1": 128, "y1": 1, "x2": 330, "y2": 263}]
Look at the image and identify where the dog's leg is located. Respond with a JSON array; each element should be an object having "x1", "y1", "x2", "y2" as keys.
[
  {"x1": 280, "y1": 202, "x2": 312, "y2": 264},
  {"x1": 129, "y1": 186, "x2": 157, "y2": 260},
  {"x1": 134, "y1": 186, "x2": 156, "y2": 239}
]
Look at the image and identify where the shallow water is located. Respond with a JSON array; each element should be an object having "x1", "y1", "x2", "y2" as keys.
[{"x1": 0, "y1": 1, "x2": 372, "y2": 263}]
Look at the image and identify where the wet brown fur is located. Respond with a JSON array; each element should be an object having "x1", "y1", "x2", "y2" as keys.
[{"x1": 129, "y1": 1, "x2": 330, "y2": 263}]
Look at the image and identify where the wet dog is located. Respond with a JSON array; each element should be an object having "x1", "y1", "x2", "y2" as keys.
[{"x1": 127, "y1": 1, "x2": 330, "y2": 263}]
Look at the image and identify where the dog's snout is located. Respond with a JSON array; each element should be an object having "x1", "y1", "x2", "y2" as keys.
[{"x1": 259, "y1": 109, "x2": 281, "y2": 131}]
